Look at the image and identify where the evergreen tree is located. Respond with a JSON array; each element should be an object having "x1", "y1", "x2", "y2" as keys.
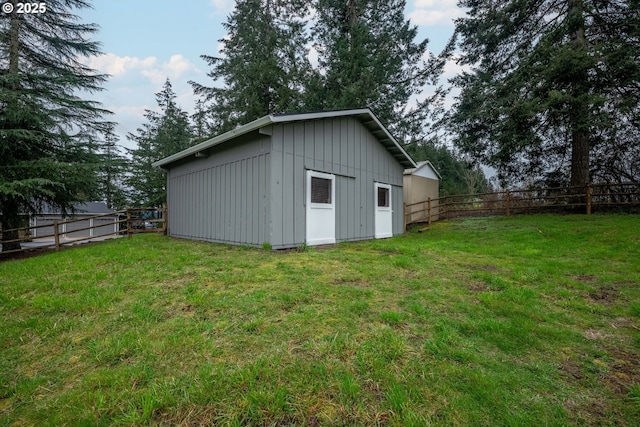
[
  {"x1": 127, "y1": 79, "x2": 193, "y2": 207},
  {"x1": 192, "y1": 99, "x2": 212, "y2": 143},
  {"x1": 191, "y1": 0, "x2": 311, "y2": 133},
  {"x1": 96, "y1": 124, "x2": 129, "y2": 210},
  {"x1": 0, "y1": 0, "x2": 111, "y2": 252},
  {"x1": 449, "y1": 0, "x2": 640, "y2": 187},
  {"x1": 311, "y1": 0, "x2": 436, "y2": 138}
]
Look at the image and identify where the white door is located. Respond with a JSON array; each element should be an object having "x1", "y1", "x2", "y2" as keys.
[
  {"x1": 306, "y1": 170, "x2": 336, "y2": 245},
  {"x1": 375, "y1": 183, "x2": 393, "y2": 238}
]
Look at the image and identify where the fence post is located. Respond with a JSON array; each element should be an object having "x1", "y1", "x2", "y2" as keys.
[
  {"x1": 127, "y1": 209, "x2": 132, "y2": 239},
  {"x1": 586, "y1": 183, "x2": 592, "y2": 215},
  {"x1": 443, "y1": 195, "x2": 447, "y2": 220},
  {"x1": 427, "y1": 197, "x2": 432, "y2": 225},
  {"x1": 403, "y1": 202, "x2": 407, "y2": 231},
  {"x1": 54, "y1": 221, "x2": 60, "y2": 251},
  {"x1": 162, "y1": 204, "x2": 168, "y2": 235},
  {"x1": 505, "y1": 191, "x2": 511, "y2": 216}
]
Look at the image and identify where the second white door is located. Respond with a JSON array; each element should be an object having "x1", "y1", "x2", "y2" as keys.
[{"x1": 374, "y1": 183, "x2": 392, "y2": 238}]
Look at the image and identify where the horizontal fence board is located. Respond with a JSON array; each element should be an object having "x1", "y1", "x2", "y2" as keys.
[
  {"x1": 405, "y1": 183, "x2": 640, "y2": 227},
  {"x1": 1, "y1": 207, "x2": 166, "y2": 256}
]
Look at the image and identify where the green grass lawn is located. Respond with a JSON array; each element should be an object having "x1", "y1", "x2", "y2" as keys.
[{"x1": 1, "y1": 214, "x2": 639, "y2": 426}]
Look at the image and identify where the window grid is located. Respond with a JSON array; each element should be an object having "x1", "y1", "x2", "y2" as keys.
[
  {"x1": 377, "y1": 187, "x2": 389, "y2": 207},
  {"x1": 311, "y1": 177, "x2": 332, "y2": 204}
]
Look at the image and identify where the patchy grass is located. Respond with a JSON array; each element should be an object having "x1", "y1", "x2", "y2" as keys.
[{"x1": 1, "y1": 214, "x2": 639, "y2": 426}]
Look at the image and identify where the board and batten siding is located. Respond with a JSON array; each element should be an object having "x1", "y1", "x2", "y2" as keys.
[
  {"x1": 166, "y1": 133, "x2": 271, "y2": 246},
  {"x1": 269, "y1": 116, "x2": 405, "y2": 248}
]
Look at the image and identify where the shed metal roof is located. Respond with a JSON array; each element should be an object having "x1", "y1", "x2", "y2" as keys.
[{"x1": 153, "y1": 108, "x2": 416, "y2": 169}]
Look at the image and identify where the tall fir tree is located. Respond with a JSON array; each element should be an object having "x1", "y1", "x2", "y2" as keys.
[
  {"x1": 96, "y1": 124, "x2": 129, "y2": 210},
  {"x1": 311, "y1": 0, "x2": 436, "y2": 138},
  {"x1": 0, "y1": 0, "x2": 111, "y2": 252},
  {"x1": 449, "y1": 0, "x2": 640, "y2": 187},
  {"x1": 127, "y1": 79, "x2": 193, "y2": 207},
  {"x1": 191, "y1": 0, "x2": 311, "y2": 133}
]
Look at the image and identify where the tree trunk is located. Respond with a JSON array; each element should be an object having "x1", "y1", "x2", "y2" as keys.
[
  {"x1": 568, "y1": 0, "x2": 590, "y2": 188},
  {"x1": 570, "y1": 131, "x2": 590, "y2": 188},
  {"x1": 9, "y1": 7, "x2": 19, "y2": 75}
]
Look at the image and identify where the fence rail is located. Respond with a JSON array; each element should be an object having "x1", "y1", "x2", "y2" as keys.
[
  {"x1": 0, "y1": 207, "x2": 166, "y2": 256},
  {"x1": 405, "y1": 183, "x2": 640, "y2": 227}
]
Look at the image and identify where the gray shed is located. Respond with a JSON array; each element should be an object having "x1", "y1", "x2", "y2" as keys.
[{"x1": 153, "y1": 109, "x2": 416, "y2": 249}]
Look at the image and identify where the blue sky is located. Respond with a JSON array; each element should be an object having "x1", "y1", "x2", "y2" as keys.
[{"x1": 79, "y1": 0, "x2": 463, "y2": 150}]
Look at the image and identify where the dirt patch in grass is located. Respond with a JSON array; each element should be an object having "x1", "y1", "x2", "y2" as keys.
[
  {"x1": 586, "y1": 281, "x2": 639, "y2": 305},
  {"x1": 561, "y1": 343, "x2": 640, "y2": 425},
  {"x1": 582, "y1": 329, "x2": 613, "y2": 340},
  {"x1": 604, "y1": 347, "x2": 640, "y2": 395},
  {"x1": 588, "y1": 285, "x2": 620, "y2": 304},
  {"x1": 467, "y1": 281, "x2": 490, "y2": 292},
  {"x1": 563, "y1": 396, "x2": 609, "y2": 426},
  {"x1": 332, "y1": 277, "x2": 370, "y2": 288},
  {"x1": 574, "y1": 274, "x2": 597, "y2": 283},
  {"x1": 467, "y1": 264, "x2": 499, "y2": 272},
  {"x1": 559, "y1": 359, "x2": 585, "y2": 381},
  {"x1": 374, "y1": 249, "x2": 403, "y2": 255}
]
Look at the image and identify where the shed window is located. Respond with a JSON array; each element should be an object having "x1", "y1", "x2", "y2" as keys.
[
  {"x1": 377, "y1": 186, "x2": 390, "y2": 207},
  {"x1": 311, "y1": 177, "x2": 332, "y2": 204}
]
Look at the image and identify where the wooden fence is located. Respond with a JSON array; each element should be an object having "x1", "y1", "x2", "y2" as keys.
[
  {"x1": 405, "y1": 182, "x2": 640, "y2": 227},
  {"x1": 0, "y1": 207, "x2": 166, "y2": 256}
]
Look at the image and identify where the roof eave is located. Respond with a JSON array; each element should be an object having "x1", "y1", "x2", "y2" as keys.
[
  {"x1": 152, "y1": 115, "x2": 274, "y2": 168},
  {"x1": 152, "y1": 108, "x2": 416, "y2": 169},
  {"x1": 408, "y1": 160, "x2": 442, "y2": 180}
]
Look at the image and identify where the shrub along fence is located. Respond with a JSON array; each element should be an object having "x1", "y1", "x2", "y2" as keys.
[
  {"x1": 405, "y1": 182, "x2": 640, "y2": 227},
  {"x1": 0, "y1": 207, "x2": 166, "y2": 256}
]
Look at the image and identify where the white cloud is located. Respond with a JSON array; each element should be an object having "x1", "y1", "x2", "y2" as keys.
[
  {"x1": 141, "y1": 54, "x2": 202, "y2": 85},
  {"x1": 83, "y1": 53, "x2": 202, "y2": 86},
  {"x1": 415, "y1": 0, "x2": 457, "y2": 8},
  {"x1": 443, "y1": 56, "x2": 470, "y2": 78},
  {"x1": 209, "y1": 0, "x2": 235, "y2": 14},
  {"x1": 420, "y1": 50, "x2": 469, "y2": 79},
  {"x1": 112, "y1": 104, "x2": 149, "y2": 118},
  {"x1": 83, "y1": 53, "x2": 157, "y2": 77},
  {"x1": 80, "y1": 53, "x2": 203, "y2": 150},
  {"x1": 409, "y1": 0, "x2": 466, "y2": 26}
]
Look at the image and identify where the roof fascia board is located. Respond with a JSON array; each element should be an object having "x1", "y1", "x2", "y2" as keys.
[
  {"x1": 153, "y1": 108, "x2": 416, "y2": 169},
  {"x1": 270, "y1": 108, "x2": 371, "y2": 123},
  {"x1": 272, "y1": 109, "x2": 416, "y2": 168},
  {"x1": 363, "y1": 112, "x2": 417, "y2": 169},
  {"x1": 152, "y1": 115, "x2": 273, "y2": 168}
]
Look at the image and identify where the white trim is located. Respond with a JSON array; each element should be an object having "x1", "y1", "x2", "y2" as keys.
[{"x1": 405, "y1": 160, "x2": 442, "y2": 180}]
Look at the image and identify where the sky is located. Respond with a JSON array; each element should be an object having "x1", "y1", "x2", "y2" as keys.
[{"x1": 78, "y1": 0, "x2": 464, "y2": 151}]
